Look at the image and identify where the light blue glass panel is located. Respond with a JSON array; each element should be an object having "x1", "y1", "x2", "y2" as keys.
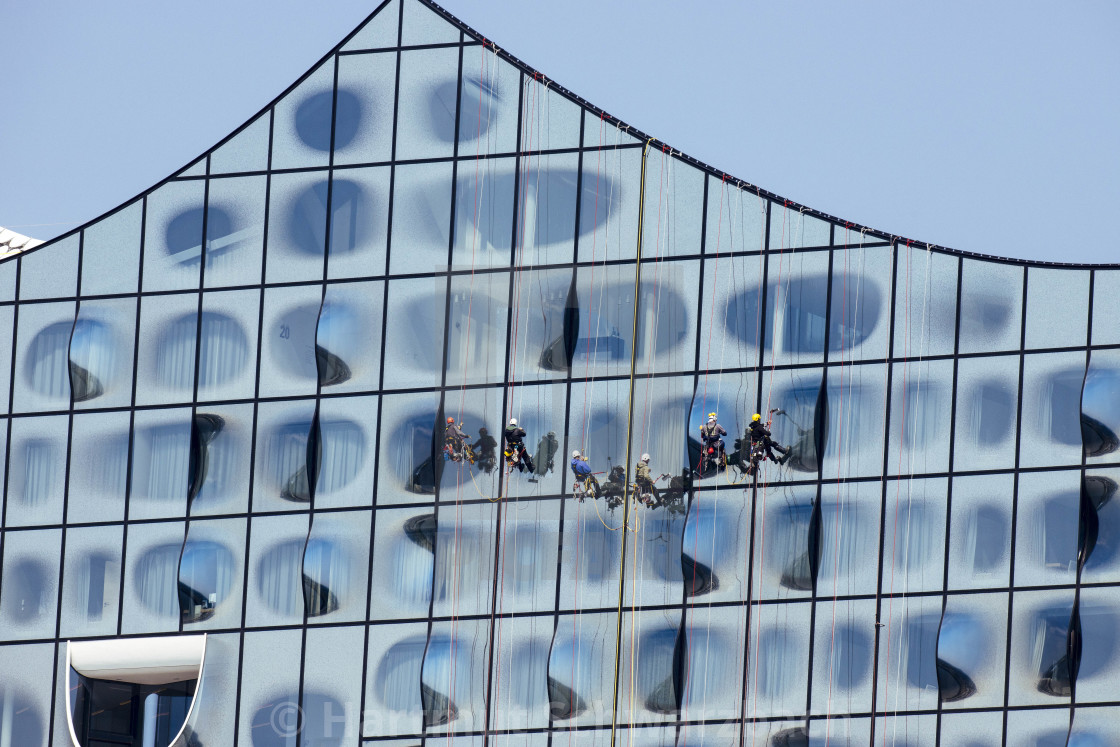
[
  {"x1": 237, "y1": 629, "x2": 304, "y2": 745},
  {"x1": 809, "y1": 598, "x2": 877, "y2": 716},
  {"x1": 190, "y1": 403, "x2": 253, "y2": 516},
  {"x1": 453, "y1": 156, "x2": 515, "y2": 269},
  {"x1": 570, "y1": 262, "x2": 636, "y2": 381},
  {"x1": 822, "y1": 363, "x2": 887, "y2": 480},
  {"x1": 134, "y1": 292, "x2": 197, "y2": 406},
  {"x1": 430, "y1": 502, "x2": 497, "y2": 619},
  {"x1": 640, "y1": 153, "x2": 703, "y2": 260},
  {"x1": 203, "y1": 175, "x2": 267, "y2": 288},
  {"x1": 1083, "y1": 467, "x2": 1120, "y2": 584},
  {"x1": 681, "y1": 494, "x2": 751, "y2": 604},
  {"x1": 72, "y1": 297, "x2": 136, "y2": 410},
  {"x1": 494, "y1": 381, "x2": 568, "y2": 498},
  {"x1": 119, "y1": 520, "x2": 184, "y2": 635},
  {"x1": 400, "y1": 0, "x2": 458, "y2": 45},
  {"x1": 341, "y1": 0, "x2": 399, "y2": 52},
  {"x1": 18, "y1": 234, "x2": 78, "y2": 300},
  {"x1": 177, "y1": 157, "x2": 206, "y2": 178},
  {"x1": 817, "y1": 480, "x2": 883, "y2": 598},
  {"x1": 445, "y1": 270, "x2": 509, "y2": 386},
  {"x1": 1006, "y1": 588, "x2": 1074, "y2": 707},
  {"x1": 508, "y1": 268, "x2": 573, "y2": 383},
  {"x1": 1019, "y1": 351, "x2": 1085, "y2": 469},
  {"x1": 763, "y1": 248, "x2": 831, "y2": 367},
  {"x1": 1014, "y1": 469, "x2": 1080, "y2": 586},
  {"x1": 679, "y1": 612, "x2": 748, "y2": 724},
  {"x1": 363, "y1": 622, "x2": 427, "y2": 737},
  {"x1": 334, "y1": 52, "x2": 396, "y2": 166},
  {"x1": 704, "y1": 177, "x2": 766, "y2": 257},
  {"x1": 953, "y1": 354, "x2": 1020, "y2": 472},
  {"x1": 1084, "y1": 350, "x2": 1120, "y2": 466},
  {"x1": 129, "y1": 408, "x2": 192, "y2": 520},
  {"x1": 265, "y1": 170, "x2": 331, "y2": 284},
  {"x1": 197, "y1": 289, "x2": 258, "y2": 402},
  {"x1": 764, "y1": 369, "x2": 822, "y2": 477},
  {"x1": 1074, "y1": 589, "x2": 1120, "y2": 704},
  {"x1": 0, "y1": 307, "x2": 10, "y2": 412},
  {"x1": 395, "y1": 47, "x2": 459, "y2": 161},
  {"x1": 492, "y1": 499, "x2": 560, "y2": 614},
  {"x1": 271, "y1": 60, "x2": 335, "y2": 171},
  {"x1": 872, "y1": 594, "x2": 941, "y2": 714},
  {"x1": 67, "y1": 411, "x2": 129, "y2": 525},
  {"x1": 0, "y1": 254, "x2": 16, "y2": 301},
  {"x1": 615, "y1": 609, "x2": 682, "y2": 726},
  {"x1": 577, "y1": 144, "x2": 640, "y2": 263},
  {"x1": 374, "y1": 391, "x2": 440, "y2": 505},
  {"x1": 11, "y1": 301, "x2": 73, "y2": 413},
  {"x1": 1006, "y1": 711, "x2": 1081, "y2": 746},
  {"x1": 325, "y1": 166, "x2": 391, "y2": 280},
  {"x1": 768, "y1": 203, "x2": 830, "y2": 249},
  {"x1": 831, "y1": 244, "x2": 892, "y2": 362},
  {"x1": 893, "y1": 245, "x2": 958, "y2": 358},
  {"x1": 244, "y1": 513, "x2": 310, "y2": 627},
  {"x1": 315, "y1": 396, "x2": 377, "y2": 509},
  {"x1": 0, "y1": 643, "x2": 53, "y2": 746},
  {"x1": 369, "y1": 509, "x2": 432, "y2": 620},
  {"x1": 938, "y1": 711, "x2": 1006, "y2": 746},
  {"x1": 252, "y1": 399, "x2": 317, "y2": 512},
  {"x1": 142, "y1": 179, "x2": 206, "y2": 292},
  {"x1": 209, "y1": 112, "x2": 270, "y2": 175},
  {"x1": 582, "y1": 110, "x2": 643, "y2": 148},
  {"x1": 5, "y1": 414, "x2": 68, "y2": 527},
  {"x1": 751, "y1": 483, "x2": 817, "y2": 601},
  {"x1": 556, "y1": 498, "x2": 625, "y2": 612},
  {"x1": 179, "y1": 633, "x2": 240, "y2": 745},
  {"x1": 304, "y1": 510, "x2": 371, "y2": 622},
  {"x1": 548, "y1": 612, "x2": 619, "y2": 728},
  {"x1": 880, "y1": 477, "x2": 947, "y2": 595},
  {"x1": 744, "y1": 599, "x2": 811, "y2": 719},
  {"x1": 382, "y1": 275, "x2": 446, "y2": 390},
  {"x1": 873, "y1": 715, "x2": 938, "y2": 746},
  {"x1": 959, "y1": 258, "x2": 1023, "y2": 354},
  {"x1": 457, "y1": 49, "x2": 518, "y2": 155},
  {"x1": 1026, "y1": 266, "x2": 1089, "y2": 349},
  {"x1": 81, "y1": 200, "x2": 141, "y2": 295},
  {"x1": 0, "y1": 528, "x2": 61, "y2": 640},
  {"x1": 1069, "y1": 706, "x2": 1120, "y2": 745},
  {"x1": 318, "y1": 280, "x2": 384, "y2": 393},
  {"x1": 259, "y1": 284, "x2": 321, "y2": 399},
  {"x1": 522, "y1": 78, "x2": 582, "y2": 152},
  {"x1": 696, "y1": 243, "x2": 764, "y2": 390},
  {"x1": 59, "y1": 524, "x2": 122, "y2": 638},
  {"x1": 887, "y1": 358, "x2": 953, "y2": 476},
  {"x1": 515, "y1": 150, "x2": 580, "y2": 266},
  {"x1": 301, "y1": 626, "x2": 365, "y2": 744},
  {"x1": 179, "y1": 517, "x2": 246, "y2": 631},
  {"x1": 634, "y1": 259, "x2": 699, "y2": 376},
  {"x1": 389, "y1": 161, "x2": 454, "y2": 273},
  {"x1": 937, "y1": 592, "x2": 1009, "y2": 711},
  {"x1": 1091, "y1": 270, "x2": 1120, "y2": 346},
  {"x1": 486, "y1": 615, "x2": 552, "y2": 733},
  {"x1": 947, "y1": 473, "x2": 1013, "y2": 591}
]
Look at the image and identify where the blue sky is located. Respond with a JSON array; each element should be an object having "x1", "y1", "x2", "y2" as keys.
[{"x1": 2, "y1": 0, "x2": 1117, "y2": 263}]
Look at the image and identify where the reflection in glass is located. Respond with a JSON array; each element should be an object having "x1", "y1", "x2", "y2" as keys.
[
  {"x1": 0, "y1": 687, "x2": 44, "y2": 745},
  {"x1": 3, "y1": 560, "x2": 49, "y2": 623},
  {"x1": 256, "y1": 540, "x2": 307, "y2": 617},
  {"x1": 178, "y1": 540, "x2": 236, "y2": 623},
  {"x1": 1029, "y1": 606, "x2": 1079, "y2": 697},
  {"x1": 289, "y1": 178, "x2": 372, "y2": 257},
  {"x1": 69, "y1": 318, "x2": 116, "y2": 402},
  {"x1": 157, "y1": 311, "x2": 249, "y2": 390},
  {"x1": 77, "y1": 552, "x2": 121, "y2": 624},
  {"x1": 1083, "y1": 363, "x2": 1120, "y2": 458},
  {"x1": 249, "y1": 691, "x2": 345, "y2": 747},
  {"x1": 295, "y1": 89, "x2": 361, "y2": 151},
  {"x1": 71, "y1": 674, "x2": 195, "y2": 747},
  {"x1": 24, "y1": 320, "x2": 72, "y2": 399},
  {"x1": 134, "y1": 544, "x2": 183, "y2": 617},
  {"x1": 303, "y1": 538, "x2": 348, "y2": 617}
]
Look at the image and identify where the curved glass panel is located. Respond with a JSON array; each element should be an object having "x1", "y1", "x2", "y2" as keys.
[
  {"x1": 5, "y1": 414, "x2": 68, "y2": 527},
  {"x1": 143, "y1": 179, "x2": 206, "y2": 292},
  {"x1": 71, "y1": 298, "x2": 136, "y2": 409},
  {"x1": 317, "y1": 282, "x2": 384, "y2": 393},
  {"x1": 179, "y1": 520, "x2": 244, "y2": 629},
  {"x1": 959, "y1": 258, "x2": 1023, "y2": 354},
  {"x1": 0, "y1": 530, "x2": 61, "y2": 641},
  {"x1": 59, "y1": 525, "x2": 123, "y2": 638},
  {"x1": 13, "y1": 304, "x2": 74, "y2": 412},
  {"x1": 120, "y1": 521, "x2": 185, "y2": 635},
  {"x1": 271, "y1": 60, "x2": 334, "y2": 170}
]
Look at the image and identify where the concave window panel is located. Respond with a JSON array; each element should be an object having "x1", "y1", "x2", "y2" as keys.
[
  {"x1": 886, "y1": 358, "x2": 953, "y2": 476},
  {"x1": 119, "y1": 520, "x2": 185, "y2": 635},
  {"x1": 1069, "y1": 707, "x2": 1120, "y2": 745},
  {"x1": 430, "y1": 503, "x2": 497, "y2": 618},
  {"x1": 316, "y1": 281, "x2": 384, "y2": 393},
  {"x1": 237, "y1": 629, "x2": 303, "y2": 746},
  {"x1": 703, "y1": 176, "x2": 767, "y2": 256},
  {"x1": 179, "y1": 518, "x2": 245, "y2": 630},
  {"x1": 1092, "y1": 269, "x2": 1120, "y2": 346},
  {"x1": 1071, "y1": 589, "x2": 1120, "y2": 704},
  {"x1": 486, "y1": 616, "x2": 553, "y2": 733},
  {"x1": 174, "y1": 632, "x2": 239, "y2": 746},
  {"x1": 509, "y1": 267, "x2": 572, "y2": 381},
  {"x1": 821, "y1": 363, "x2": 887, "y2": 480},
  {"x1": 445, "y1": 270, "x2": 509, "y2": 386},
  {"x1": 264, "y1": 170, "x2": 332, "y2": 284},
  {"x1": 880, "y1": 478, "x2": 948, "y2": 595},
  {"x1": 937, "y1": 593, "x2": 1010, "y2": 710},
  {"x1": 816, "y1": 480, "x2": 884, "y2": 598},
  {"x1": 682, "y1": 491, "x2": 752, "y2": 603},
  {"x1": 565, "y1": 378, "x2": 631, "y2": 482},
  {"x1": 334, "y1": 52, "x2": 396, "y2": 166},
  {"x1": 270, "y1": 59, "x2": 335, "y2": 171},
  {"x1": 570, "y1": 263, "x2": 637, "y2": 380},
  {"x1": 314, "y1": 397, "x2": 377, "y2": 509},
  {"x1": 128, "y1": 408, "x2": 192, "y2": 520},
  {"x1": 59, "y1": 524, "x2": 123, "y2": 638},
  {"x1": 1014, "y1": 470, "x2": 1081, "y2": 586},
  {"x1": 134, "y1": 292, "x2": 198, "y2": 407},
  {"x1": 202, "y1": 175, "x2": 267, "y2": 288},
  {"x1": 577, "y1": 144, "x2": 640, "y2": 263},
  {"x1": 743, "y1": 599, "x2": 812, "y2": 719},
  {"x1": 633, "y1": 259, "x2": 698, "y2": 376},
  {"x1": 697, "y1": 243, "x2": 764, "y2": 376},
  {"x1": 1019, "y1": 352, "x2": 1086, "y2": 468},
  {"x1": 363, "y1": 624, "x2": 426, "y2": 737},
  {"x1": 556, "y1": 503, "x2": 625, "y2": 612},
  {"x1": 762, "y1": 369, "x2": 823, "y2": 476},
  {"x1": 341, "y1": 0, "x2": 398, "y2": 51},
  {"x1": 303, "y1": 510, "x2": 371, "y2": 621},
  {"x1": 768, "y1": 202, "x2": 831, "y2": 249},
  {"x1": 142, "y1": 179, "x2": 206, "y2": 292},
  {"x1": 325, "y1": 167, "x2": 391, "y2": 280},
  {"x1": 400, "y1": 0, "x2": 459, "y2": 45},
  {"x1": 751, "y1": 483, "x2": 818, "y2": 601},
  {"x1": 0, "y1": 529, "x2": 62, "y2": 641},
  {"x1": 209, "y1": 111, "x2": 270, "y2": 175},
  {"x1": 300, "y1": 626, "x2": 365, "y2": 744},
  {"x1": 958, "y1": 258, "x2": 1023, "y2": 354},
  {"x1": 680, "y1": 613, "x2": 749, "y2": 719},
  {"x1": 395, "y1": 46, "x2": 459, "y2": 161},
  {"x1": 67, "y1": 411, "x2": 130, "y2": 525},
  {"x1": 493, "y1": 499, "x2": 561, "y2": 614},
  {"x1": 808, "y1": 598, "x2": 878, "y2": 716},
  {"x1": 244, "y1": 514, "x2": 310, "y2": 627},
  {"x1": 947, "y1": 473, "x2": 1013, "y2": 590},
  {"x1": 830, "y1": 244, "x2": 892, "y2": 362},
  {"x1": 456, "y1": 49, "x2": 519, "y2": 155},
  {"x1": 1026, "y1": 266, "x2": 1089, "y2": 349},
  {"x1": 81, "y1": 199, "x2": 142, "y2": 295},
  {"x1": 1083, "y1": 350, "x2": 1120, "y2": 465},
  {"x1": 639, "y1": 150, "x2": 703, "y2": 259},
  {"x1": 71, "y1": 297, "x2": 137, "y2": 409},
  {"x1": 420, "y1": 620, "x2": 489, "y2": 734},
  {"x1": 259, "y1": 284, "x2": 322, "y2": 399},
  {"x1": 1006, "y1": 711, "x2": 1084, "y2": 746},
  {"x1": 5, "y1": 414, "x2": 68, "y2": 527},
  {"x1": 0, "y1": 643, "x2": 53, "y2": 746},
  {"x1": 388, "y1": 161, "x2": 455, "y2": 274},
  {"x1": 630, "y1": 374, "x2": 692, "y2": 480},
  {"x1": 1082, "y1": 467, "x2": 1120, "y2": 584},
  {"x1": 382, "y1": 275, "x2": 446, "y2": 390},
  {"x1": 252, "y1": 399, "x2": 317, "y2": 512},
  {"x1": 376, "y1": 391, "x2": 441, "y2": 505},
  {"x1": 893, "y1": 246, "x2": 958, "y2": 358},
  {"x1": 196, "y1": 289, "x2": 258, "y2": 402},
  {"x1": 514, "y1": 151, "x2": 581, "y2": 266},
  {"x1": 763, "y1": 249, "x2": 831, "y2": 367},
  {"x1": 18, "y1": 233, "x2": 78, "y2": 300},
  {"x1": 369, "y1": 509, "x2": 433, "y2": 620},
  {"x1": 12, "y1": 301, "x2": 74, "y2": 413},
  {"x1": 614, "y1": 610, "x2": 683, "y2": 725},
  {"x1": 548, "y1": 612, "x2": 619, "y2": 727},
  {"x1": 189, "y1": 404, "x2": 253, "y2": 516},
  {"x1": 1007, "y1": 589, "x2": 1076, "y2": 706},
  {"x1": 872, "y1": 595, "x2": 942, "y2": 715},
  {"x1": 452, "y1": 156, "x2": 515, "y2": 269},
  {"x1": 953, "y1": 354, "x2": 1020, "y2": 472}
]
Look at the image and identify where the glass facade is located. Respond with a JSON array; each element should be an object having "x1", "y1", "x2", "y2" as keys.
[{"x1": 2, "y1": 1, "x2": 1119, "y2": 744}]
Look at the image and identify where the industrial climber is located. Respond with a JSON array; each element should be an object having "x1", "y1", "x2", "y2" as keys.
[
  {"x1": 444, "y1": 416, "x2": 470, "y2": 462},
  {"x1": 503, "y1": 418, "x2": 535, "y2": 473},
  {"x1": 570, "y1": 449, "x2": 599, "y2": 499},
  {"x1": 635, "y1": 453, "x2": 662, "y2": 504},
  {"x1": 748, "y1": 412, "x2": 788, "y2": 466},
  {"x1": 699, "y1": 412, "x2": 728, "y2": 471}
]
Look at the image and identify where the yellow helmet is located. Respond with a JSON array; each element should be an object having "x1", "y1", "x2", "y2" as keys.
[
  {"x1": 752, "y1": 413, "x2": 761, "y2": 422},
  {"x1": 707, "y1": 412, "x2": 717, "y2": 421}
]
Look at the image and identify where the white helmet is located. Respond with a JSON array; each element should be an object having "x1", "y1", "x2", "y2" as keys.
[
  {"x1": 572, "y1": 450, "x2": 581, "y2": 458},
  {"x1": 509, "y1": 418, "x2": 517, "y2": 426},
  {"x1": 640, "y1": 453, "x2": 650, "y2": 463}
]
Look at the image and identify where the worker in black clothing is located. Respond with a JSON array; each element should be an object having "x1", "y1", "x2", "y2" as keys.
[
  {"x1": 503, "y1": 418, "x2": 535, "y2": 473},
  {"x1": 475, "y1": 427, "x2": 497, "y2": 473},
  {"x1": 748, "y1": 412, "x2": 788, "y2": 465}
]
